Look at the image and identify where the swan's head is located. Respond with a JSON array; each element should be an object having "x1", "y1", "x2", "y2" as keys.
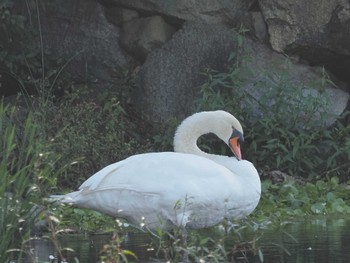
[
  {"x1": 174, "y1": 110, "x2": 244, "y2": 160},
  {"x1": 212, "y1": 111, "x2": 244, "y2": 160}
]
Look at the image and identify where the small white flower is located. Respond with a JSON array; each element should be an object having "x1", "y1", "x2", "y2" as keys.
[{"x1": 116, "y1": 219, "x2": 123, "y2": 227}]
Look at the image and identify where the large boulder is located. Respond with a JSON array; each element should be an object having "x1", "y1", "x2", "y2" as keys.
[
  {"x1": 259, "y1": 0, "x2": 350, "y2": 84},
  {"x1": 120, "y1": 16, "x2": 176, "y2": 61},
  {"x1": 240, "y1": 39, "x2": 349, "y2": 127},
  {"x1": 104, "y1": 6, "x2": 139, "y2": 26},
  {"x1": 135, "y1": 21, "x2": 349, "y2": 125},
  {"x1": 135, "y1": 22, "x2": 238, "y2": 122},
  {"x1": 99, "y1": 0, "x2": 255, "y2": 25},
  {"x1": 15, "y1": 0, "x2": 130, "y2": 91}
]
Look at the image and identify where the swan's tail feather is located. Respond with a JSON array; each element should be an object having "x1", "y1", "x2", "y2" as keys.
[
  {"x1": 47, "y1": 192, "x2": 79, "y2": 204},
  {"x1": 48, "y1": 194, "x2": 67, "y2": 202}
]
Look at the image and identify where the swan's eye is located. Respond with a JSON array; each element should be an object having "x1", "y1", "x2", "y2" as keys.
[{"x1": 231, "y1": 127, "x2": 244, "y2": 144}]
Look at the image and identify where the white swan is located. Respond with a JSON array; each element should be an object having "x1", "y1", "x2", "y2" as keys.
[{"x1": 52, "y1": 110, "x2": 261, "y2": 230}]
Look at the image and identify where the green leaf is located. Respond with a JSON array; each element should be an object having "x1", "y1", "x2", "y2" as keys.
[{"x1": 311, "y1": 203, "x2": 326, "y2": 214}]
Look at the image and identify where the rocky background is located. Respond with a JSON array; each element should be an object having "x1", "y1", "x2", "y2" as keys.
[{"x1": 1, "y1": 0, "x2": 350, "y2": 125}]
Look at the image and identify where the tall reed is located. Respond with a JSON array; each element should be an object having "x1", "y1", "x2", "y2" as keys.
[{"x1": 0, "y1": 101, "x2": 58, "y2": 262}]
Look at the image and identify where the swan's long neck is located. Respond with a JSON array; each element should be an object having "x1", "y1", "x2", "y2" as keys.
[{"x1": 173, "y1": 111, "x2": 228, "y2": 159}]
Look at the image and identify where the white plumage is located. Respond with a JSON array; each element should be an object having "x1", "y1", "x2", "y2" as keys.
[{"x1": 52, "y1": 110, "x2": 261, "y2": 230}]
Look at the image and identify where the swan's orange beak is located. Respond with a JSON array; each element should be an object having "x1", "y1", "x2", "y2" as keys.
[{"x1": 229, "y1": 137, "x2": 242, "y2": 160}]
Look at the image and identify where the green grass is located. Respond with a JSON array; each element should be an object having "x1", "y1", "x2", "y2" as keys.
[
  {"x1": 0, "y1": 103, "x2": 52, "y2": 262},
  {"x1": 0, "y1": 90, "x2": 150, "y2": 261}
]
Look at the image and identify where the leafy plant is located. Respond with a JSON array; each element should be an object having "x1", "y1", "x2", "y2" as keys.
[
  {"x1": 0, "y1": 1, "x2": 29, "y2": 74},
  {"x1": 0, "y1": 102, "x2": 60, "y2": 262},
  {"x1": 56, "y1": 206, "x2": 118, "y2": 232},
  {"x1": 254, "y1": 176, "x2": 350, "y2": 221},
  {"x1": 196, "y1": 35, "x2": 350, "y2": 180},
  {"x1": 0, "y1": 0, "x2": 74, "y2": 103},
  {"x1": 99, "y1": 232, "x2": 138, "y2": 263},
  {"x1": 43, "y1": 87, "x2": 149, "y2": 189}
]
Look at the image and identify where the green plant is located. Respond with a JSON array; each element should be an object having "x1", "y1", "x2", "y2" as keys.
[
  {"x1": 1, "y1": 0, "x2": 79, "y2": 118},
  {"x1": 55, "y1": 206, "x2": 118, "y2": 232},
  {"x1": 254, "y1": 176, "x2": 350, "y2": 221},
  {"x1": 0, "y1": 102, "x2": 60, "y2": 262},
  {"x1": 185, "y1": 233, "x2": 229, "y2": 262},
  {"x1": 0, "y1": 1, "x2": 29, "y2": 74},
  {"x1": 149, "y1": 226, "x2": 184, "y2": 262},
  {"x1": 99, "y1": 232, "x2": 138, "y2": 263},
  {"x1": 152, "y1": 116, "x2": 180, "y2": 151},
  {"x1": 145, "y1": 218, "x2": 264, "y2": 263},
  {"x1": 44, "y1": 88, "x2": 148, "y2": 189},
  {"x1": 196, "y1": 35, "x2": 350, "y2": 180}
]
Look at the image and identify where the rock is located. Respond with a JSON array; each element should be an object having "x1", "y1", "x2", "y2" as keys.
[
  {"x1": 135, "y1": 22, "x2": 238, "y2": 122},
  {"x1": 7, "y1": 0, "x2": 349, "y2": 126},
  {"x1": 104, "y1": 6, "x2": 139, "y2": 26},
  {"x1": 259, "y1": 0, "x2": 350, "y2": 84},
  {"x1": 240, "y1": 39, "x2": 349, "y2": 127},
  {"x1": 135, "y1": 23, "x2": 349, "y2": 125},
  {"x1": 264, "y1": 170, "x2": 306, "y2": 185},
  {"x1": 250, "y1": 12, "x2": 268, "y2": 41},
  {"x1": 101, "y1": 0, "x2": 255, "y2": 25},
  {"x1": 16, "y1": 0, "x2": 131, "y2": 91},
  {"x1": 120, "y1": 16, "x2": 177, "y2": 61}
]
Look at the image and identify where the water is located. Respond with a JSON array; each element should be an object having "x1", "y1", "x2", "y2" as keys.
[
  {"x1": 23, "y1": 218, "x2": 350, "y2": 262},
  {"x1": 254, "y1": 218, "x2": 350, "y2": 263}
]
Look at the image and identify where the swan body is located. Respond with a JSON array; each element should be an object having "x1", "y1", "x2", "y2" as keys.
[{"x1": 52, "y1": 110, "x2": 261, "y2": 230}]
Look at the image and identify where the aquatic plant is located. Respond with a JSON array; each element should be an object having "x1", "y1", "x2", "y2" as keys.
[
  {"x1": 257, "y1": 176, "x2": 350, "y2": 220},
  {"x1": 99, "y1": 232, "x2": 138, "y2": 263},
  {"x1": 0, "y1": 102, "x2": 58, "y2": 262}
]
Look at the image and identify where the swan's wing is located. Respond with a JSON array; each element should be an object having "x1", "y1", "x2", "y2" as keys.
[
  {"x1": 77, "y1": 152, "x2": 260, "y2": 208},
  {"x1": 79, "y1": 152, "x2": 233, "y2": 192},
  {"x1": 78, "y1": 158, "x2": 128, "y2": 190}
]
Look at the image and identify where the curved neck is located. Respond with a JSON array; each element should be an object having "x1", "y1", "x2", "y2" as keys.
[{"x1": 173, "y1": 112, "x2": 226, "y2": 159}]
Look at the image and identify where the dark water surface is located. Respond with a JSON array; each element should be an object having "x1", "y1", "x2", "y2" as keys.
[
  {"x1": 253, "y1": 218, "x2": 350, "y2": 263},
  {"x1": 25, "y1": 218, "x2": 350, "y2": 262}
]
